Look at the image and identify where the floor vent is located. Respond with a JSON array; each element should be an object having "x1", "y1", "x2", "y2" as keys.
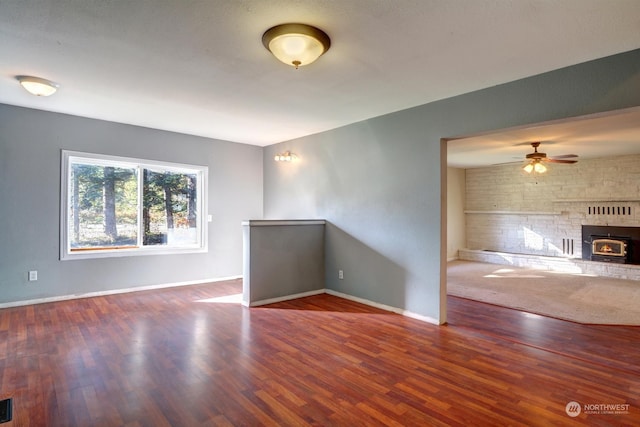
[{"x1": 0, "y1": 398, "x2": 12, "y2": 423}]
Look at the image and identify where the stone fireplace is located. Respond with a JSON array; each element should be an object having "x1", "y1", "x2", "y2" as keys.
[{"x1": 459, "y1": 154, "x2": 640, "y2": 280}]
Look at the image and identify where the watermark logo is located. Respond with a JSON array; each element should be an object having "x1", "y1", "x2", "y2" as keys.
[
  {"x1": 565, "y1": 401, "x2": 581, "y2": 417},
  {"x1": 565, "y1": 401, "x2": 630, "y2": 417},
  {"x1": 583, "y1": 403, "x2": 630, "y2": 415}
]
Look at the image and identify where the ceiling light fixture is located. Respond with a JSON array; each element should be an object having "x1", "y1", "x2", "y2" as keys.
[
  {"x1": 16, "y1": 76, "x2": 59, "y2": 96},
  {"x1": 262, "y1": 23, "x2": 330, "y2": 69}
]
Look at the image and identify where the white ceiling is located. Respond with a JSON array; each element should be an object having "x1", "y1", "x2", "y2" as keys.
[
  {"x1": 447, "y1": 107, "x2": 640, "y2": 168},
  {"x1": 1, "y1": 0, "x2": 640, "y2": 158}
]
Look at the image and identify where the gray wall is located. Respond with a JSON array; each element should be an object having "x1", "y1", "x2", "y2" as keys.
[
  {"x1": 0, "y1": 105, "x2": 263, "y2": 304},
  {"x1": 263, "y1": 49, "x2": 640, "y2": 324},
  {"x1": 242, "y1": 221, "x2": 325, "y2": 305}
]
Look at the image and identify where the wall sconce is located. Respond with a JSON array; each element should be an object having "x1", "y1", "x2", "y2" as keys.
[
  {"x1": 523, "y1": 160, "x2": 547, "y2": 174},
  {"x1": 274, "y1": 151, "x2": 297, "y2": 162},
  {"x1": 16, "y1": 75, "x2": 59, "y2": 96},
  {"x1": 262, "y1": 23, "x2": 331, "y2": 69}
]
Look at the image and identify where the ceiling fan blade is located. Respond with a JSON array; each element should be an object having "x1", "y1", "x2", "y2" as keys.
[
  {"x1": 546, "y1": 158, "x2": 578, "y2": 164},
  {"x1": 550, "y1": 154, "x2": 578, "y2": 159},
  {"x1": 519, "y1": 142, "x2": 579, "y2": 166}
]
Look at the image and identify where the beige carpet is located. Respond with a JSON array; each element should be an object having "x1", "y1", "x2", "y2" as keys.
[{"x1": 447, "y1": 260, "x2": 640, "y2": 325}]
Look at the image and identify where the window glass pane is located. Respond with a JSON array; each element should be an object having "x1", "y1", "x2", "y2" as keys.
[
  {"x1": 62, "y1": 150, "x2": 207, "y2": 260},
  {"x1": 69, "y1": 162, "x2": 138, "y2": 251},
  {"x1": 143, "y1": 168, "x2": 199, "y2": 247}
]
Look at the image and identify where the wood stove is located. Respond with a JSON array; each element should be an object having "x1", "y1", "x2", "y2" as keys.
[
  {"x1": 582, "y1": 225, "x2": 640, "y2": 265},
  {"x1": 590, "y1": 235, "x2": 629, "y2": 263}
]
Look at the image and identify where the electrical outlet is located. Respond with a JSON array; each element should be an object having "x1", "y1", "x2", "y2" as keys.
[
  {"x1": 28, "y1": 270, "x2": 38, "y2": 281},
  {"x1": 338, "y1": 270, "x2": 344, "y2": 280}
]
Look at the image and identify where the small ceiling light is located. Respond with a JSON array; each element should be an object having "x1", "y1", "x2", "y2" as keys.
[
  {"x1": 17, "y1": 76, "x2": 59, "y2": 96},
  {"x1": 274, "y1": 151, "x2": 296, "y2": 162},
  {"x1": 262, "y1": 23, "x2": 330, "y2": 69}
]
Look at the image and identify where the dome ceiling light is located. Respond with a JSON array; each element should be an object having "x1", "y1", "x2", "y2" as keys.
[
  {"x1": 17, "y1": 76, "x2": 59, "y2": 96},
  {"x1": 262, "y1": 23, "x2": 331, "y2": 69}
]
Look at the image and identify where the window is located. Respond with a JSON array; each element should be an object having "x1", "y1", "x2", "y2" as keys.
[{"x1": 61, "y1": 151, "x2": 208, "y2": 260}]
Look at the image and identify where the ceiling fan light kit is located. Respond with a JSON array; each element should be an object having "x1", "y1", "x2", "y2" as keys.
[{"x1": 523, "y1": 160, "x2": 547, "y2": 174}]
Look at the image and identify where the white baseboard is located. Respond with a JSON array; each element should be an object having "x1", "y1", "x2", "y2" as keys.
[
  {"x1": 325, "y1": 289, "x2": 440, "y2": 325},
  {"x1": 0, "y1": 275, "x2": 242, "y2": 309}
]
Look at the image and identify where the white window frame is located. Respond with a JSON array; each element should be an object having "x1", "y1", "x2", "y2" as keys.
[{"x1": 61, "y1": 150, "x2": 208, "y2": 260}]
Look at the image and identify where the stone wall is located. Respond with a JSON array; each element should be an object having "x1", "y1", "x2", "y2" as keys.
[{"x1": 465, "y1": 154, "x2": 640, "y2": 259}]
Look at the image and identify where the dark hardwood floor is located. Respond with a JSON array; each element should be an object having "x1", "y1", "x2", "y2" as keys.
[{"x1": 1, "y1": 280, "x2": 638, "y2": 426}]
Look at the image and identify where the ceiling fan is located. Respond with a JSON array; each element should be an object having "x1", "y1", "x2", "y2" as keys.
[{"x1": 522, "y1": 142, "x2": 578, "y2": 173}]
